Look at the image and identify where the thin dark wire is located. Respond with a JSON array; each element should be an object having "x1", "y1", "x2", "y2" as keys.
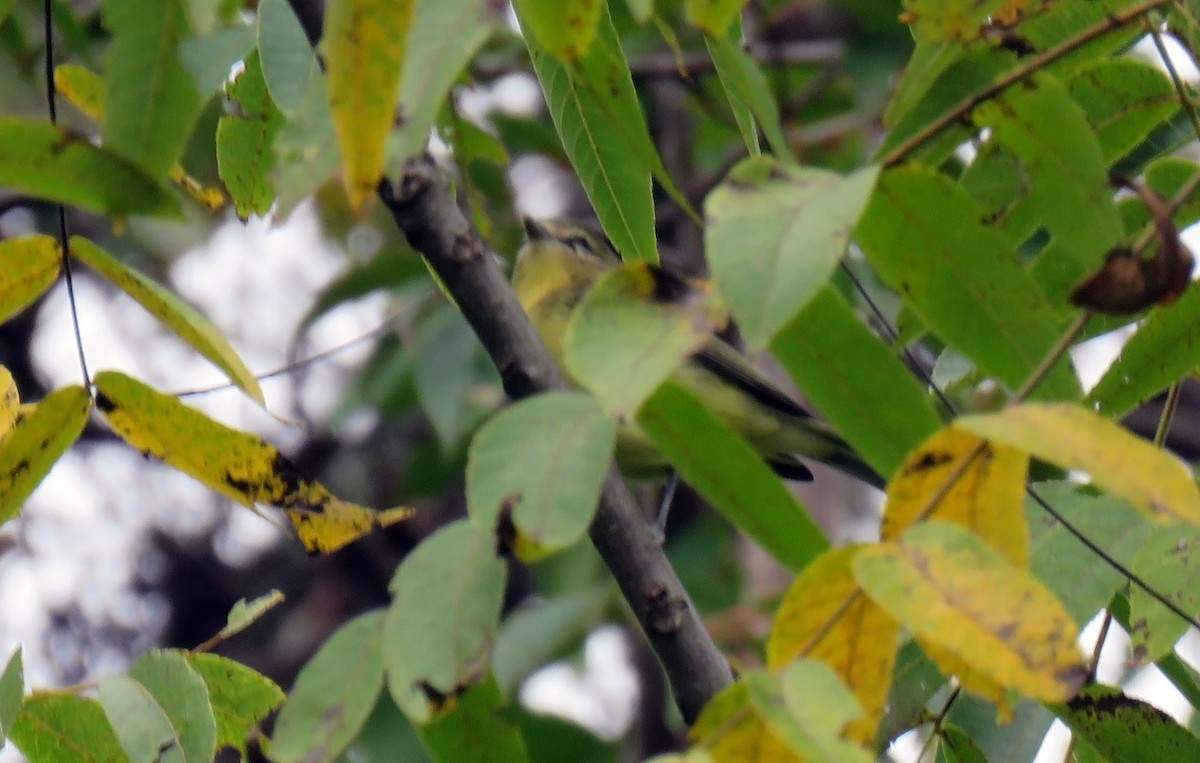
[
  {"x1": 839, "y1": 261, "x2": 1200, "y2": 632},
  {"x1": 42, "y1": 0, "x2": 91, "y2": 391}
]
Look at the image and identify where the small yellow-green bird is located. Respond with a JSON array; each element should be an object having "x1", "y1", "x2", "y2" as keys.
[{"x1": 512, "y1": 217, "x2": 884, "y2": 490}]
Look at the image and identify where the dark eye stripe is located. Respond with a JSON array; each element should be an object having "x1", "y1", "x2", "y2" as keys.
[{"x1": 563, "y1": 236, "x2": 593, "y2": 253}]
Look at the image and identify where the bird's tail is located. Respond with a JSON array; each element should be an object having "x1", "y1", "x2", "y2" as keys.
[{"x1": 818, "y1": 449, "x2": 887, "y2": 491}]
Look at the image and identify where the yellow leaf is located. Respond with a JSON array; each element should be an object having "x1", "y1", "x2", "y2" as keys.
[
  {"x1": 94, "y1": 371, "x2": 412, "y2": 553},
  {"x1": 55, "y1": 64, "x2": 226, "y2": 211},
  {"x1": 690, "y1": 682, "x2": 803, "y2": 763},
  {"x1": 322, "y1": 0, "x2": 415, "y2": 209},
  {"x1": 0, "y1": 366, "x2": 18, "y2": 442},
  {"x1": 0, "y1": 235, "x2": 61, "y2": 325},
  {"x1": 0, "y1": 385, "x2": 89, "y2": 523},
  {"x1": 766, "y1": 547, "x2": 899, "y2": 746},
  {"x1": 918, "y1": 641, "x2": 1017, "y2": 721},
  {"x1": 70, "y1": 237, "x2": 264, "y2": 405},
  {"x1": 854, "y1": 522, "x2": 1086, "y2": 703},
  {"x1": 957, "y1": 403, "x2": 1200, "y2": 526},
  {"x1": 882, "y1": 427, "x2": 1029, "y2": 565}
]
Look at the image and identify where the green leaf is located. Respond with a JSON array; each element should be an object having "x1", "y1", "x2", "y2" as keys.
[
  {"x1": 256, "y1": 0, "x2": 320, "y2": 117},
  {"x1": 217, "y1": 589, "x2": 285, "y2": 642},
  {"x1": 0, "y1": 385, "x2": 90, "y2": 524},
  {"x1": 685, "y1": 0, "x2": 745, "y2": 36},
  {"x1": 0, "y1": 648, "x2": 22, "y2": 739},
  {"x1": 384, "y1": 521, "x2": 507, "y2": 722},
  {"x1": 10, "y1": 694, "x2": 126, "y2": 763},
  {"x1": 467, "y1": 392, "x2": 615, "y2": 560},
  {"x1": 938, "y1": 725, "x2": 988, "y2": 763},
  {"x1": 299, "y1": 250, "x2": 425, "y2": 331},
  {"x1": 417, "y1": 676, "x2": 529, "y2": 761},
  {"x1": 271, "y1": 71, "x2": 341, "y2": 215},
  {"x1": 1088, "y1": 285, "x2": 1200, "y2": 417},
  {"x1": 98, "y1": 674, "x2": 184, "y2": 763},
  {"x1": 271, "y1": 611, "x2": 385, "y2": 762},
  {"x1": 746, "y1": 663, "x2": 873, "y2": 763},
  {"x1": 855, "y1": 165, "x2": 1080, "y2": 401},
  {"x1": 185, "y1": 652, "x2": 284, "y2": 757},
  {"x1": 0, "y1": 118, "x2": 179, "y2": 217},
  {"x1": 705, "y1": 26, "x2": 758, "y2": 157},
  {"x1": 322, "y1": 0, "x2": 415, "y2": 208},
  {"x1": 1069, "y1": 59, "x2": 1180, "y2": 166},
  {"x1": 959, "y1": 404, "x2": 1200, "y2": 527},
  {"x1": 412, "y1": 307, "x2": 487, "y2": 451},
  {"x1": 1055, "y1": 684, "x2": 1200, "y2": 762},
  {"x1": 1127, "y1": 526, "x2": 1200, "y2": 664},
  {"x1": 128, "y1": 650, "x2": 217, "y2": 763},
  {"x1": 975, "y1": 74, "x2": 1124, "y2": 308},
  {"x1": 705, "y1": 158, "x2": 878, "y2": 348},
  {"x1": 217, "y1": 51, "x2": 283, "y2": 219},
  {"x1": 705, "y1": 33, "x2": 791, "y2": 162},
  {"x1": 854, "y1": 522, "x2": 1087, "y2": 702},
  {"x1": 0, "y1": 235, "x2": 60, "y2": 326},
  {"x1": 565, "y1": 263, "x2": 723, "y2": 418},
  {"x1": 492, "y1": 589, "x2": 609, "y2": 694},
  {"x1": 70, "y1": 237, "x2": 264, "y2": 404},
  {"x1": 513, "y1": 0, "x2": 602, "y2": 61},
  {"x1": 1026, "y1": 481, "x2": 1151, "y2": 626},
  {"x1": 637, "y1": 381, "x2": 827, "y2": 571},
  {"x1": 102, "y1": 0, "x2": 202, "y2": 178},
  {"x1": 771, "y1": 286, "x2": 942, "y2": 482},
  {"x1": 178, "y1": 24, "x2": 256, "y2": 97},
  {"x1": 389, "y1": 0, "x2": 495, "y2": 163},
  {"x1": 520, "y1": 4, "x2": 656, "y2": 262}
]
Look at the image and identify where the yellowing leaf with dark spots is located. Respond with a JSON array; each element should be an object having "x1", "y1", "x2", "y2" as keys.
[
  {"x1": 0, "y1": 235, "x2": 61, "y2": 326},
  {"x1": 958, "y1": 403, "x2": 1200, "y2": 526},
  {"x1": 854, "y1": 522, "x2": 1087, "y2": 703},
  {"x1": 93, "y1": 371, "x2": 411, "y2": 553},
  {"x1": 0, "y1": 385, "x2": 89, "y2": 524},
  {"x1": 322, "y1": 0, "x2": 415, "y2": 209},
  {"x1": 0, "y1": 366, "x2": 17, "y2": 442},
  {"x1": 882, "y1": 426, "x2": 1029, "y2": 565},
  {"x1": 766, "y1": 547, "x2": 898, "y2": 746},
  {"x1": 70, "y1": 237, "x2": 264, "y2": 405},
  {"x1": 689, "y1": 682, "x2": 803, "y2": 763},
  {"x1": 55, "y1": 64, "x2": 226, "y2": 212}
]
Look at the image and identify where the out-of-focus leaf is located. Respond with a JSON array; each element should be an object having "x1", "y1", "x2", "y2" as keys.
[
  {"x1": 746, "y1": 666, "x2": 873, "y2": 763},
  {"x1": 271, "y1": 612, "x2": 385, "y2": 763},
  {"x1": 767, "y1": 547, "x2": 898, "y2": 745},
  {"x1": 416, "y1": 676, "x2": 529, "y2": 761},
  {"x1": 492, "y1": 589, "x2": 609, "y2": 694},
  {"x1": 0, "y1": 119, "x2": 179, "y2": 217},
  {"x1": 102, "y1": 0, "x2": 202, "y2": 178},
  {"x1": 959, "y1": 403, "x2": 1200, "y2": 526},
  {"x1": 94, "y1": 371, "x2": 411, "y2": 553},
  {"x1": 0, "y1": 235, "x2": 60, "y2": 326},
  {"x1": 513, "y1": 0, "x2": 602, "y2": 61},
  {"x1": 70, "y1": 237, "x2": 264, "y2": 404},
  {"x1": 855, "y1": 165, "x2": 1080, "y2": 401},
  {"x1": 638, "y1": 382, "x2": 827, "y2": 572},
  {"x1": 127, "y1": 650, "x2": 216, "y2": 763},
  {"x1": 322, "y1": 0, "x2": 415, "y2": 208},
  {"x1": 0, "y1": 385, "x2": 89, "y2": 524},
  {"x1": 257, "y1": 0, "x2": 320, "y2": 117},
  {"x1": 467, "y1": 392, "x2": 614, "y2": 561},
  {"x1": 685, "y1": 0, "x2": 745, "y2": 36},
  {"x1": 565, "y1": 262, "x2": 724, "y2": 417},
  {"x1": 689, "y1": 681, "x2": 802, "y2": 762},
  {"x1": 384, "y1": 521, "x2": 507, "y2": 722},
  {"x1": 179, "y1": 24, "x2": 256, "y2": 96},
  {"x1": 772, "y1": 287, "x2": 941, "y2": 481},
  {"x1": 0, "y1": 648, "x2": 22, "y2": 739},
  {"x1": 705, "y1": 158, "x2": 878, "y2": 348},
  {"x1": 854, "y1": 522, "x2": 1087, "y2": 702},
  {"x1": 1127, "y1": 526, "x2": 1200, "y2": 664},
  {"x1": 272, "y1": 71, "x2": 341, "y2": 215},
  {"x1": 705, "y1": 34, "x2": 790, "y2": 161},
  {"x1": 97, "y1": 675, "x2": 183, "y2": 763},
  {"x1": 1055, "y1": 684, "x2": 1200, "y2": 762}
]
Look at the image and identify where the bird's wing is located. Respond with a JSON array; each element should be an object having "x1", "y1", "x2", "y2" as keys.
[{"x1": 691, "y1": 338, "x2": 812, "y2": 420}]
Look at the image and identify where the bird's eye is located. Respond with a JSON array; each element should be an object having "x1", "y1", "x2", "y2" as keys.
[{"x1": 563, "y1": 236, "x2": 593, "y2": 255}]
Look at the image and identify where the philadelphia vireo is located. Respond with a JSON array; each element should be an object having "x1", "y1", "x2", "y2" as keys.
[{"x1": 512, "y1": 217, "x2": 884, "y2": 490}]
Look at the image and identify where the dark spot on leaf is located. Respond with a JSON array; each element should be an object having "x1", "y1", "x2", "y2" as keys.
[
  {"x1": 495, "y1": 494, "x2": 521, "y2": 559},
  {"x1": 905, "y1": 451, "x2": 954, "y2": 474},
  {"x1": 94, "y1": 392, "x2": 116, "y2": 413}
]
